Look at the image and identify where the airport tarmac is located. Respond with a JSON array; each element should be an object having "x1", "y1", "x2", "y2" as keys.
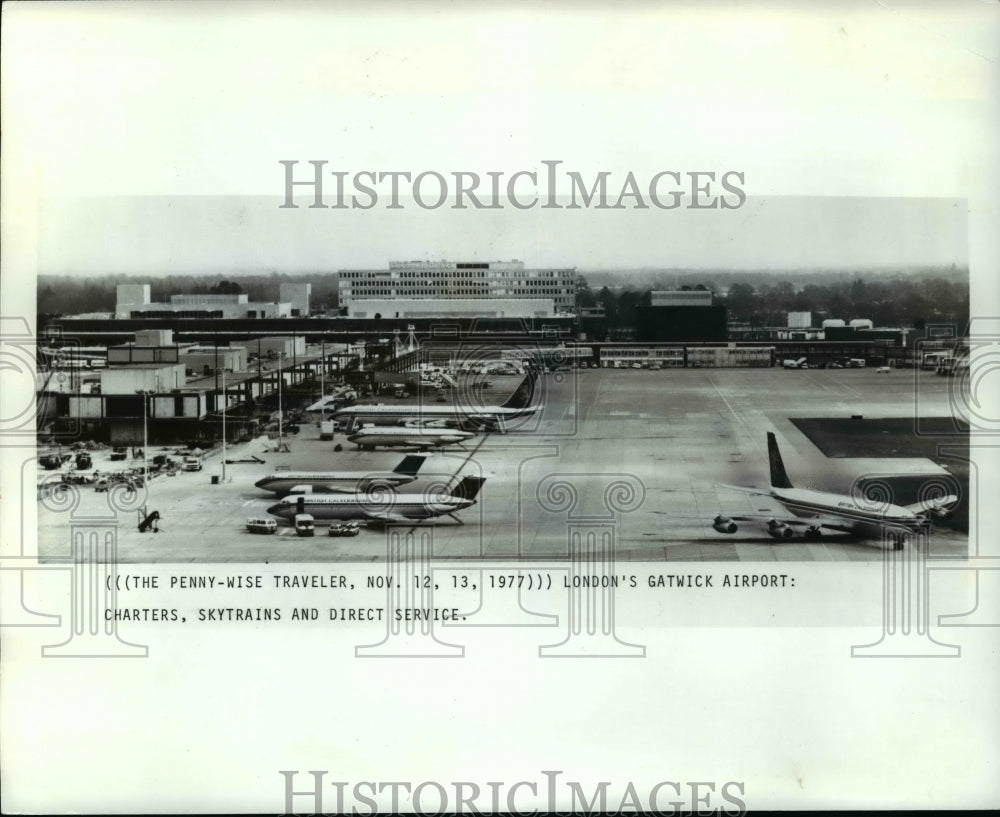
[{"x1": 36, "y1": 366, "x2": 970, "y2": 563}]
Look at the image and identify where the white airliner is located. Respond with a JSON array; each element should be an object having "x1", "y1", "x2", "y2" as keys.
[
  {"x1": 254, "y1": 455, "x2": 428, "y2": 495},
  {"x1": 267, "y1": 475, "x2": 487, "y2": 524},
  {"x1": 332, "y1": 369, "x2": 540, "y2": 431},
  {"x1": 347, "y1": 426, "x2": 475, "y2": 450},
  {"x1": 699, "y1": 432, "x2": 958, "y2": 546}
]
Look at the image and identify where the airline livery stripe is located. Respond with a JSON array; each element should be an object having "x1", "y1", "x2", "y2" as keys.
[{"x1": 779, "y1": 497, "x2": 913, "y2": 526}]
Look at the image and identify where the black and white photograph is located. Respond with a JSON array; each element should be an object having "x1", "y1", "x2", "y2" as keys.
[
  {"x1": 31, "y1": 196, "x2": 972, "y2": 563},
  {"x1": 3, "y1": 1, "x2": 999, "y2": 813}
]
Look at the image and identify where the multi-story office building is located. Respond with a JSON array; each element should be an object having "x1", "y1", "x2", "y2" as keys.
[
  {"x1": 337, "y1": 260, "x2": 577, "y2": 313},
  {"x1": 346, "y1": 298, "x2": 555, "y2": 319}
]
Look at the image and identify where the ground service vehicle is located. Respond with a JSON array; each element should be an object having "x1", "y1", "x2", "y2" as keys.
[
  {"x1": 294, "y1": 514, "x2": 315, "y2": 537},
  {"x1": 782, "y1": 358, "x2": 807, "y2": 369},
  {"x1": 246, "y1": 518, "x2": 278, "y2": 534}
]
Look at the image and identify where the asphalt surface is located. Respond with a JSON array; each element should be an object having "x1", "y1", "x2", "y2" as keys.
[{"x1": 36, "y1": 366, "x2": 969, "y2": 563}]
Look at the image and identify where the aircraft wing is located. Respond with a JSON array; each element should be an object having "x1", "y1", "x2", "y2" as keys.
[
  {"x1": 315, "y1": 484, "x2": 363, "y2": 494},
  {"x1": 358, "y1": 509, "x2": 415, "y2": 523},
  {"x1": 903, "y1": 495, "x2": 959, "y2": 515},
  {"x1": 712, "y1": 482, "x2": 774, "y2": 498}
]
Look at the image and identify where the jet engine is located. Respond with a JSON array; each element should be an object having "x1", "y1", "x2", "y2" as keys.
[
  {"x1": 713, "y1": 515, "x2": 738, "y2": 534},
  {"x1": 767, "y1": 519, "x2": 795, "y2": 539}
]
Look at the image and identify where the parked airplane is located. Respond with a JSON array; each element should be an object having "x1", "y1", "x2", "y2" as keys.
[
  {"x1": 254, "y1": 455, "x2": 428, "y2": 495},
  {"x1": 782, "y1": 357, "x2": 808, "y2": 369},
  {"x1": 347, "y1": 426, "x2": 475, "y2": 450},
  {"x1": 332, "y1": 368, "x2": 540, "y2": 432},
  {"x1": 697, "y1": 432, "x2": 958, "y2": 546},
  {"x1": 267, "y1": 475, "x2": 487, "y2": 524}
]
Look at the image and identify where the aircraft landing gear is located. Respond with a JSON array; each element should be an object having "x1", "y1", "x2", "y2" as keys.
[
  {"x1": 887, "y1": 531, "x2": 908, "y2": 550},
  {"x1": 804, "y1": 526, "x2": 822, "y2": 541}
]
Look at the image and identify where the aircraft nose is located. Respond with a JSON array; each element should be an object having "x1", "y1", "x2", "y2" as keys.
[{"x1": 267, "y1": 503, "x2": 287, "y2": 516}]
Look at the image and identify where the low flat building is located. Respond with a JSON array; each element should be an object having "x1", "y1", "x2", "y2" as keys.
[
  {"x1": 346, "y1": 298, "x2": 556, "y2": 319},
  {"x1": 100, "y1": 363, "x2": 187, "y2": 393},
  {"x1": 650, "y1": 290, "x2": 713, "y2": 307},
  {"x1": 181, "y1": 346, "x2": 248, "y2": 374},
  {"x1": 230, "y1": 335, "x2": 306, "y2": 359},
  {"x1": 824, "y1": 325, "x2": 912, "y2": 347},
  {"x1": 115, "y1": 284, "x2": 312, "y2": 319},
  {"x1": 108, "y1": 345, "x2": 183, "y2": 365}
]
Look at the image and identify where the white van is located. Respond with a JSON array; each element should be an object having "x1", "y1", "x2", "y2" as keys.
[
  {"x1": 246, "y1": 518, "x2": 277, "y2": 535},
  {"x1": 293, "y1": 513, "x2": 315, "y2": 537}
]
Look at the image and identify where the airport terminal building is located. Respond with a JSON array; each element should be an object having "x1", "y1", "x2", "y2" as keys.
[{"x1": 337, "y1": 260, "x2": 577, "y2": 314}]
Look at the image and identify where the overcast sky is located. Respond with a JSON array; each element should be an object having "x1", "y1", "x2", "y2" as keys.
[
  {"x1": 37, "y1": 194, "x2": 967, "y2": 276},
  {"x1": 4, "y1": 1, "x2": 996, "y2": 287}
]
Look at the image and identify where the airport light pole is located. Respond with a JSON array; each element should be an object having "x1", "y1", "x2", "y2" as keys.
[
  {"x1": 135, "y1": 389, "x2": 154, "y2": 489},
  {"x1": 277, "y1": 357, "x2": 283, "y2": 449},
  {"x1": 220, "y1": 368, "x2": 227, "y2": 483},
  {"x1": 257, "y1": 338, "x2": 263, "y2": 401}
]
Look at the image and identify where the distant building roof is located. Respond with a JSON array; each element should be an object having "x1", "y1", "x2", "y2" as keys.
[{"x1": 650, "y1": 290, "x2": 713, "y2": 307}]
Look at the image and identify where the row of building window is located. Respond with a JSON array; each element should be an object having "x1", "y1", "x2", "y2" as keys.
[
  {"x1": 344, "y1": 287, "x2": 572, "y2": 295},
  {"x1": 342, "y1": 271, "x2": 574, "y2": 281}
]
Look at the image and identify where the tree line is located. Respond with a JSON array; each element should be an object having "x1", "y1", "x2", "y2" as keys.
[
  {"x1": 577, "y1": 271, "x2": 969, "y2": 330},
  {"x1": 37, "y1": 273, "x2": 341, "y2": 316},
  {"x1": 37, "y1": 269, "x2": 969, "y2": 332}
]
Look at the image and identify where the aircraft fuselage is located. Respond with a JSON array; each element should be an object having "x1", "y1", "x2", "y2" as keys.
[
  {"x1": 255, "y1": 471, "x2": 417, "y2": 494},
  {"x1": 267, "y1": 493, "x2": 474, "y2": 521},
  {"x1": 347, "y1": 428, "x2": 474, "y2": 449},
  {"x1": 772, "y1": 487, "x2": 926, "y2": 531}
]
